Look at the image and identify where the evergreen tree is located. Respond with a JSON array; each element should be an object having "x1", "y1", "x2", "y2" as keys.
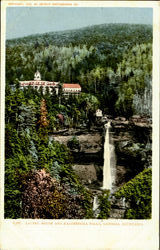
[{"x1": 38, "y1": 99, "x2": 49, "y2": 128}]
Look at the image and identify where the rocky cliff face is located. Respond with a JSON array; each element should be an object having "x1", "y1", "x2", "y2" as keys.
[
  {"x1": 108, "y1": 116, "x2": 151, "y2": 218},
  {"x1": 53, "y1": 116, "x2": 151, "y2": 188},
  {"x1": 52, "y1": 116, "x2": 152, "y2": 218},
  {"x1": 53, "y1": 131, "x2": 103, "y2": 186},
  {"x1": 112, "y1": 116, "x2": 152, "y2": 187}
]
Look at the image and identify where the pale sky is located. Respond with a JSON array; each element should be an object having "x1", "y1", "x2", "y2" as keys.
[{"x1": 6, "y1": 7, "x2": 153, "y2": 40}]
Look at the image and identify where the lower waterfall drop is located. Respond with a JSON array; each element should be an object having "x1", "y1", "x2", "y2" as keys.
[
  {"x1": 93, "y1": 196, "x2": 99, "y2": 212},
  {"x1": 93, "y1": 195, "x2": 100, "y2": 217},
  {"x1": 102, "y1": 121, "x2": 112, "y2": 190}
]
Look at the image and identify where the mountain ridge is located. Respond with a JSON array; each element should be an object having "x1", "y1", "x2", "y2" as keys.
[{"x1": 6, "y1": 23, "x2": 152, "y2": 47}]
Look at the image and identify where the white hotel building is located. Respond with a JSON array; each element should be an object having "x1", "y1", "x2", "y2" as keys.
[
  {"x1": 20, "y1": 71, "x2": 59, "y2": 94},
  {"x1": 20, "y1": 71, "x2": 81, "y2": 95}
]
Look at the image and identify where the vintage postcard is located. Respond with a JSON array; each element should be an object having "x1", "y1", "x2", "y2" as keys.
[{"x1": 0, "y1": 1, "x2": 159, "y2": 249}]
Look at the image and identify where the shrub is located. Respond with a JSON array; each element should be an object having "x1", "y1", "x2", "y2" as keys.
[
  {"x1": 67, "y1": 136, "x2": 81, "y2": 151},
  {"x1": 115, "y1": 168, "x2": 152, "y2": 219},
  {"x1": 22, "y1": 169, "x2": 64, "y2": 219},
  {"x1": 97, "y1": 190, "x2": 111, "y2": 219},
  {"x1": 22, "y1": 169, "x2": 92, "y2": 219}
]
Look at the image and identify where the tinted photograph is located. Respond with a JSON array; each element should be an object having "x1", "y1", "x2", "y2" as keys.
[{"x1": 5, "y1": 7, "x2": 152, "y2": 219}]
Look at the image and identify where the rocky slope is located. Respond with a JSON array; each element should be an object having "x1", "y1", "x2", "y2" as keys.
[{"x1": 51, "y1": 116, "x2": 152, "y2": 218}]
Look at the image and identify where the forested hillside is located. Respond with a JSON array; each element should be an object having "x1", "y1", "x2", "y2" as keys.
[
  {"x1": 5, "y1": 23, "x2": 152, "y2": 219},
  {"x1": 6, "y1": 23, "x2": 152, "y2": 116}
]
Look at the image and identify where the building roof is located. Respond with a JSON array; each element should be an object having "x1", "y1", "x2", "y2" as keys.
[
  {"x1": 63, "y1": 83, "x2": 81, "y2": 89},
  {"x1": 19, "y1": 81, "x2": 58, "y2": 86}
]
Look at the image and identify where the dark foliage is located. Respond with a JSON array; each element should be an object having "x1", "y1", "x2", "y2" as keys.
[
  {"x1": 5, "y1": 23, "x2": 152, "y2": 219},
  {"x1": 115, "y1": 168, "x2": 152, "y2": 219},
  {"x1": 6, "y1": 24, "x2": 152, "y2": 117},
  {"x1": 22, "y1": 169, "x2": 88, "y2": 219},
  {"x1": 97, "y1": 190, "x2": 111, "y2": 219}
]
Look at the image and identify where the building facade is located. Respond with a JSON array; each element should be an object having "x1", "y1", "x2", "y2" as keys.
[
  {"x1": 62, "y1": 83, "x2": 81, "y2": 96},
  {"x1": 20, "y1": 71, "x2": 59, "y2": 94},
  {"x1": 19, "y1": 71, "x2": 81, "y2": 96},
  {"x1": 96, "y1": 109, "x2": 103, "y2": 117}
]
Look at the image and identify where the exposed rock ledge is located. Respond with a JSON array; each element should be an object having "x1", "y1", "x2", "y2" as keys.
[{"x1": 53, "y1": 133, "x2": 102, "y2": 153}]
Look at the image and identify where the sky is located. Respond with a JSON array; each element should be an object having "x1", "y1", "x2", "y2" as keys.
[{"x1": 6, "y1": 7, "x2": 153, "y2": 39}]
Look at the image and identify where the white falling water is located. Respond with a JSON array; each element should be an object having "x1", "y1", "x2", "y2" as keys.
[
  {"x1": 102, "y1": 122, "x2": 112, "y2": 190},
  {"x1": 93, "y1": 195, "x2": 100, "y2": 218},
  {"x1": 93, "y1": 196, "x2": 99, "y2": 212}
]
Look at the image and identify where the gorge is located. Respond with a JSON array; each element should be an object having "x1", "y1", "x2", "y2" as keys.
[
  {"x1": 5, "y1": 23, "x2": 152, "y2": 220},
  {"x1": 53, "y1": 115, "x2": 152, "y2": 218}
]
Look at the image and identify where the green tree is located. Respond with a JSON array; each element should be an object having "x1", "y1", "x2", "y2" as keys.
[
  {"x1": 97, "y1": 190, "x2": 111, "y2": 219},
  {"x1": 115, "y1": 168, "x2": 152, "y2": 219},
  {"x1": 38, "y1": 99, "x2": 49, "y2": 128},
  {"x1": 115, "y1": 43, "x2": 152, "y2": 117}
]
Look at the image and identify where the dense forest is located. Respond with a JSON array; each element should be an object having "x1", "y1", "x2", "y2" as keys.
[{"x1": 5, "y1": 23, "x2": 152, "y2": 219}]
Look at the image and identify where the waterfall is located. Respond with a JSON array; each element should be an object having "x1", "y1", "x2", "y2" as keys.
[
  {"x1": 93, "y1": 195, "x2": 100, "y2": 217},
  {"x1": 93, "y1": 196, "x2": 99, "y2": 212},
  {"x1": 102, "y1": 122, "x2": 113, "y2": 190}
]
